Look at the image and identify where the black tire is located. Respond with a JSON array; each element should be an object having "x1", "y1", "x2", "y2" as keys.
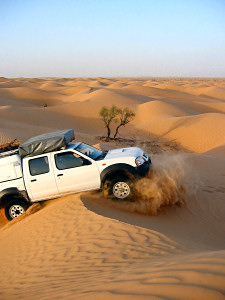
[
  {"x1": 104, "y1": 176, "x2": 134, "y2": 201},
  {"x1": 5, "y1": 198, "x2": 30, "y2": 221}
]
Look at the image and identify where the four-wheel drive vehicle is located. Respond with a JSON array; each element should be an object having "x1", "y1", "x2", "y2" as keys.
[{"x1": 0, "y1": 129, "x2": 151, "y2": 220}]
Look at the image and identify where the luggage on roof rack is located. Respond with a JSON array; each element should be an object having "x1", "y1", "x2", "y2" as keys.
[
  {"x1": 0, "y1": 149, "x2": 19, "y2": 158},
  {"x1": 0, "y1": 139, "x2": 20, "y2": 154},
  {"x1": 18, "y1": 129, "x2": 75, "y2": 158}
]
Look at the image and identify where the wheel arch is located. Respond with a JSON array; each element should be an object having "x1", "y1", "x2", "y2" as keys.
[
  {"x1": 100, "y1": 163, "x2": 136, "y2": 188},
  {"x1": 0, "y1": 188, "x2": 29, "y2": 208}
]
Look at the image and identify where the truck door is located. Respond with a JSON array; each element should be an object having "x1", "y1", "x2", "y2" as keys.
[
  {"x1": 53, "y1": 151, "x2": 101, "y2": 194},
  {"x1": 23, "y1": 154, "x2": 59, "y2": 201}
]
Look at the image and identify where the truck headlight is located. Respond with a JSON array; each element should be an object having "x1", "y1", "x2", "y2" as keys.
[
  {"x1": 135, "y1": 156, "x2": 145, "y2": 166},
  {"x1": 143, "y1": 153, "x2": 148, "y2": 161}
]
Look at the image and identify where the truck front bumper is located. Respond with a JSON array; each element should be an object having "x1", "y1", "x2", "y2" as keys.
[{"x1": 135, "y1": 157, "x2": 151, "y2": 178}]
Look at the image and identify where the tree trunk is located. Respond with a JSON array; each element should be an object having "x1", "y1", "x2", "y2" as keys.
[
  {"x1": 114, "y1": 125, "x2": 120, "y2": 139},
  {"x1": 107, "y1": 126, "x2": 111, "y2": 139}
]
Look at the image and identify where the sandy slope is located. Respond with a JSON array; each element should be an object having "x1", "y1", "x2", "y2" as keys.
[
  {"x1": 0, "y1": 153, "x2": 224, "y2": 299},
  {"x1": 0, "y1": 77, "x2": 225, "y2": 299}
]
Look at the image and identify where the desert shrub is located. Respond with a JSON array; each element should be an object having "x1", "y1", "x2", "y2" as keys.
[{"x1": 99, "y1": 105, "x2": 135, "y2": 139}]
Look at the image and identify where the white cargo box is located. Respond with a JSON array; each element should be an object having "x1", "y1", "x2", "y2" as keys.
[{"x1": 0, "y1": 153, "x2": 22, "y2": 182}]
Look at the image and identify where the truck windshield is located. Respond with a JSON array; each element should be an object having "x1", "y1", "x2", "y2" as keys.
[{"x1": 74, "y1": 143, "x2": 103, "y2": 160}]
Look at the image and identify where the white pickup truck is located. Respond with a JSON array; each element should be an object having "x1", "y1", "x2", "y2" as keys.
[{"x1": 0, "y1": 130, "x2": 151, "y2": 220}]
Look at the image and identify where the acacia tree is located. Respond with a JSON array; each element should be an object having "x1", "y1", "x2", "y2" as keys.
[
  {"x1": 113, "y1": 107, "x2": 136, "y2": 139},
  {"x1": 99, "y1": 105, "x2": 119, "y2": 139}
]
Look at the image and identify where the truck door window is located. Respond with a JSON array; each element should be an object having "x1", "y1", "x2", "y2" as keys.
[
  {"x1": 29, "y1": 156, "x2": 49, "y2": 176},
  {"x1": 55, "y1": 152, "x2": 91, "y2": 170}
]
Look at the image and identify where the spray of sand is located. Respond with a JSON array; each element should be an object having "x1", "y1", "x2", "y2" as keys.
[
  {"x1": 132, "y1": 154, "x2": 188, "y2": 214},
  {"x1": 98, "y1": 153, "x2": 194, "y2": 215}
]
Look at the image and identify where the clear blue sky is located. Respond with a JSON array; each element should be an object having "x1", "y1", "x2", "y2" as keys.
[{"x1": 1, "y1": 0, "x2": 225, "y2": 77}]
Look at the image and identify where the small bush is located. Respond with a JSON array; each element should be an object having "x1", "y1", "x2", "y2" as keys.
[{"x1": 99, "y1": 105, "x2": 135, "y2": 139}]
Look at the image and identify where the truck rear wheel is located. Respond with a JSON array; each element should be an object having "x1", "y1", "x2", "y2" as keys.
[{"x1": 5, "y1": 199, "x2": 30, "y2": 221}]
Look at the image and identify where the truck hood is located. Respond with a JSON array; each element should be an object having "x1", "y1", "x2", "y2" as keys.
[{"x1": 104, "y1": 147, "x2": 143, "y2": 160}]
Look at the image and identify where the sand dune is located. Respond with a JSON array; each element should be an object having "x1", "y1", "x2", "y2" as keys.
[
  {"x1": 107, "y1": 81, "x2": 127, "y2": 89},
  {"x1": 0, "y1": 87, "x2": 63, "y2": 106},
  {"x1": 0, "y1": 76, "x2": 224, "y2": 152},
  {"x1": 137, "y1": 112, "x2": 225, "y2": 153},
  {"x1": 123, "y1": 84, "x2": 209, "y2": 101},
  {"x1": 201, "y1": 87, "x2": 225, "y2": 100},
  {"x1": 136, "y1": 100, "x2": 188, "y2": 120},
  {"x1": 59, "y1": 86, "x2": 91, "y2": 96},
  {"x1": 204, "y1": 142, "x2": 225, "y2": 156},
  {"x1": 0, "y1": 77, "x2": 224, "y2": 299},
  {"x1": 84, "y1": 88, "x2": 139, "y2": 106},
  {"x1": 40, "y1": 81, "x2": 64, "y2": 89}
]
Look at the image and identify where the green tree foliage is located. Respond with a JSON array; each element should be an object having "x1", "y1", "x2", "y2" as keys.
[
  {"x1": 114, "y1": 107, "x2": 136, "y2": 139},
  {"x1": 99, "y1": 105, "x2": 135, "y2": 139},
  {"x1": 99, "y1": 105, "x2": 120, "y2": 138}
]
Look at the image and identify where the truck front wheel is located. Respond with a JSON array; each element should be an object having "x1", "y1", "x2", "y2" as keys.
[
  {"x1": 5, "y1": 199, "x2": 30, "y2": 221},
  {"x1": 106, "y1": 176, "x2": 134, "y2": 200}
]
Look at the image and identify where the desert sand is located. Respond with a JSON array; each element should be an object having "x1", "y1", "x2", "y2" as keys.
[{"x1": 0, "y1": 77, "x2": 224, "y2": 299}]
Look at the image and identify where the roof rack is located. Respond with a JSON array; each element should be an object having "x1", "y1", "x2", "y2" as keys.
[{"x1": 0, "y1": 149, "x2": 19, "y2": 158}]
